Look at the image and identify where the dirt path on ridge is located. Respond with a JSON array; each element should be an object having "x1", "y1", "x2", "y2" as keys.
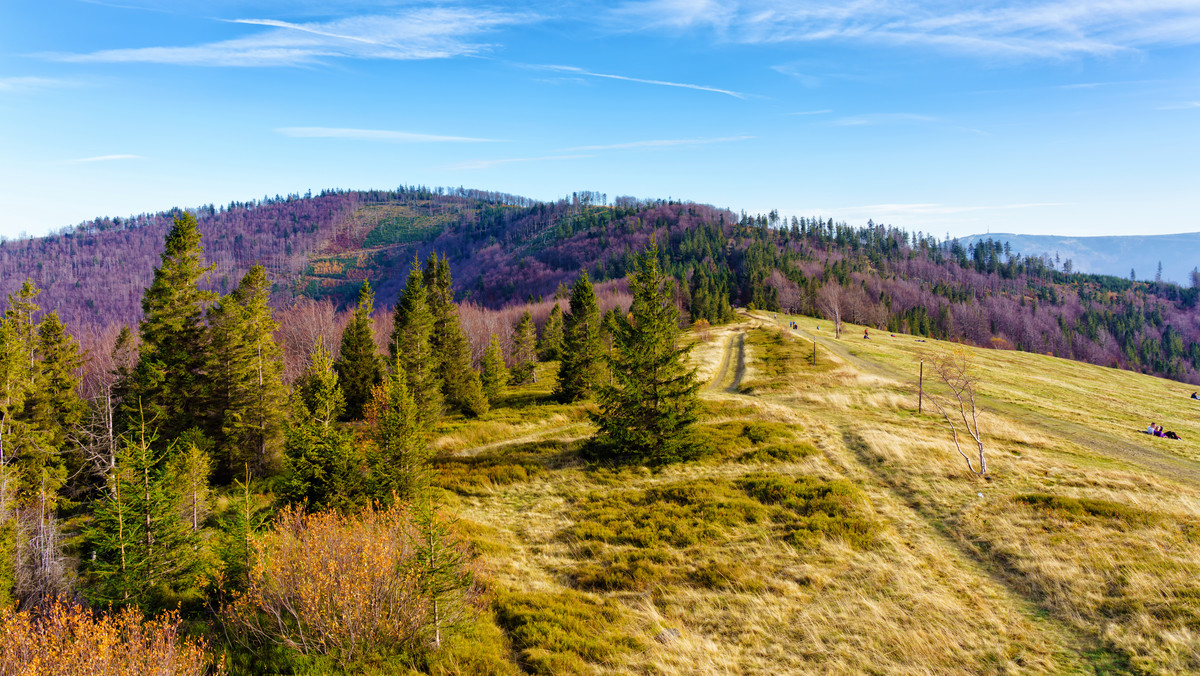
[{"x1": 706, "y1": 330, "x2": 749, "y2": 393}]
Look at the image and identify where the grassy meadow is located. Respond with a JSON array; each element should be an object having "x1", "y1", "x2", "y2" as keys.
[{"x1": 423, "y1": 313, "x2": 1200, "y2": 675}]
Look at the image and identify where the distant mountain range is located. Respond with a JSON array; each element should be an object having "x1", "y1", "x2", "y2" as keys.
[{"x1": 959, "y1": 232, "x2": 1200, "y2": 285}]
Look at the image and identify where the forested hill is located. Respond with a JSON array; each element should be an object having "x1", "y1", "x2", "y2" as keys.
[{"x1": 5, "y1": 187, "x2": 1200, "y2": 384}]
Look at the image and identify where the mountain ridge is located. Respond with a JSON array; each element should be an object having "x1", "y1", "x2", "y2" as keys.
[{"x1": 960, "y1": 231, "x2": 1200, "y2": 285}]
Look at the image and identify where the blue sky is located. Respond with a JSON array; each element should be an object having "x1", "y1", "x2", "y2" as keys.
[{"x1": 2, "y1": 0, "x2": 1198, "y2": 240}]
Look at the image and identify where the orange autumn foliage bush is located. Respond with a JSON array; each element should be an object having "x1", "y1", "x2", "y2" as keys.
[
  {"x1": 0, "y1": 602, "x2": 218, "y2": 675},
  {"x1": 222, "y1": 504, "x2": 482, "y2": 667}
]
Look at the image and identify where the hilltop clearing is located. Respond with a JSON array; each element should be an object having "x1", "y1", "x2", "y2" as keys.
[{"x1": 425, "y1": 313, "x2": 1200, "y2": 674}]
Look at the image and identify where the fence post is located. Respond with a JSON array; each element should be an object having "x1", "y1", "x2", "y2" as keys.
[{"x1": 918, "y1": 360, "x2": 924, "y2": 413}]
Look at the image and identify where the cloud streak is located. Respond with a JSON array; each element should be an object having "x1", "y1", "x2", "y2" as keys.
[
  {"x1": 277, "y1": 127, "x2": 498, "y2": 142},
  {"x1": 537, "y1": 64, "x2": 745, "y2": 98},
  {"x1": 562, "y1": 135, "x2": 752, "y2": 151},
  {"x1": 44, "y1": 8, "x2": 527, "y2": 66},
  {"x1": 610, "y1": 0, "x2": 1200, "y2": 59},
  {"x1": 65, "y1": 154, "x2": 146, "y2": 164},
  {"x1": 0, "y1": 76, "x2": 79, "y2": 92}
]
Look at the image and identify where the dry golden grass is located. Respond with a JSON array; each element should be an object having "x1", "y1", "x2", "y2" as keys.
[{"x1": 422, "y1": 312, "x2": 1200, "y2": 674}]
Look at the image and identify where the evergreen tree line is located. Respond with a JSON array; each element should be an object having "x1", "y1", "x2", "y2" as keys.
[
  {"x1": 0, "y1": 209, "x2": 705, "y2": 669},
  {"x1": 0, "y1": 213, "x2": 535, "y2": 633}
]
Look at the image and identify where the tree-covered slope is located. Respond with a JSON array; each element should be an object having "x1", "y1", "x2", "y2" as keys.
[{"x1": 6, "y1": 187, "x2": 1200, "y2": 384}]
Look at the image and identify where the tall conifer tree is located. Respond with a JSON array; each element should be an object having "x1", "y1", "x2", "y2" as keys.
[
  {"x1": 83, "y1": 415, "x2": 200, "y2": 609},
  {"x1": 335, "y1": 280, "x2": 382, "y2": 421},
  {"x1": 538, "y1": 305, "x2": 564, "y2": 361},
  {"x1": 593, "y1": 242, "x2": 701, "y2": 464},
  {"x1": 390, "y1": 258, "x2": 442, "y2": 433},
  {"x1": 124, "y1": 212, "x2": 215, "y2": 444},
  {"x1": 480, "y1": 334, "x2": 508, "y2": 404},
  {"x1": 510, "y1": 310, "x2": 538, "y2": 384},
  {"x1": 208, "y1": 264, "x2": 287, "y2": 479},
  {"x1": 424, "y1": 254, "x2": 487, "y2": 417},
  {"x1": 281, "y1": 340, "x2": 357, "y2": 512},
  {"x1": 554, "y1": 272, "x2": 602, "y2": 403},
  {"x1": 365, "y1": 360, "x2": 427, "y2": 504}
]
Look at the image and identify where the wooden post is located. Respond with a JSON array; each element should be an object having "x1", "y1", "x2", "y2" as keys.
[
  {"x1": 918, "y1": 360, "x2": 924, "y2": 413},
  {"x1": 812, "y1": 338, "x2": 817, "y2": 366}
]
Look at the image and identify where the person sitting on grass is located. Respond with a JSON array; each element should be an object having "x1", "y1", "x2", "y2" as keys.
[
  {"x1": 1147, "y1": 422, "x2": 1157, "y2": 434},
  {"x1": 1166, "y1": 430, "x2": 1183, "y2": 440}
]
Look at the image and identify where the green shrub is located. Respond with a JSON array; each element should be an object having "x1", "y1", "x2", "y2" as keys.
[
  {"x1": 737, "y1": 442, "x2": 818, "y2": 464},
  {"x1": 493, "y1": 588, "x2": 642, "y2": 675},
  {"x1": 739, "y1": 473, "x2": 877, "y2": 549},
  {"x1": 573, "y1": 548, "x2": 677, "y2": 591},
  {"x1": 692, "y1": 420, "x2": 797, "y2": 459},
  {"x1": 1015, "y1": 494, "x2": 1159, "y2": 528},
  {"x1": 687, "y1": 559, "x2": 762, "y2": 592},
  {"x1": 569, "y1": 479, "x2": 766, "y2": 548}
]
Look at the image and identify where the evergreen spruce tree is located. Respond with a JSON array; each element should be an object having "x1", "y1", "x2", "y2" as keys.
[
  {"x1": 365, "y1": 360, "x2": 427, "y2": 504},
  {"x1": 335, "y1": 280, "x2": 382, "y2": 421},
  {"x1": 538, "y1": 305, "x2": 564, "y2": 361},
  {"x1": 424, "y1": 254, "x2": 487, "y2": 417},
  {"x1": 217, "y1": 465, "x2": 267, "y2": 592},
  {"x1": 169, "y1": 429, "x2": 212, "y2": 532},
  {"x1": 414, "y1": 495, "x2": 479, "y2": 649},
  {"x1": 0, "y1": 282, "x2": 58, "y2": 506},
  {"x1": 280, "y1": 339, "x2": 357, "y2": 512},
  {"x1": 600, "y1": 307, "x2": 622, "y2": 385},
  {"x1": 0, "y1": 284, "x2": 35, "y2": 492},
  {"x1": 593, "y1": 242, "x2": 702, "y2": 465},
  {"x1": 124, "y1": 212, "x2": 216, "y2": 445},
  {"x1": 510, "y1": 310, "x2": 538, "y2": 384},
  {"x1": 83, "y1": 414, "x2": 201, "y2": 609},
  {"x1": 29, "y1": 311, "x2": 85, "y2": 457},
  {"x1": 554, "y1": 272, "x2": 602, "y2": 403},
  {"x1": 208, "y1": 264, "x2": 287, "y2": 479},
  {"x1": 480, "y1": 334, "x2": 509, "y2": 404},
  {"x1": 390, "y1": 259, "x2": 442, "y2": 433}
]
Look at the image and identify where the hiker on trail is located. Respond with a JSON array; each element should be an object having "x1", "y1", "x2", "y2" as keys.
[{"x1": 864, "y1": 328, "x2": 870, "y2": 339}]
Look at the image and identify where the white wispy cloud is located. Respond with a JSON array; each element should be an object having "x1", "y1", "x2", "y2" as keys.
[
  {"x1": 448, "y1": 154, "x2": 592, "y2": 170},
  {"x1": 44, "y1": 8, "x2": 527, "y2": 66},
  {"x1": 65, "y1": 154, "x2": 146, "y2": 163},
  {"x1": 1159, "y1": 101, "x2": 1200, "y2": 110},
  {"x1": 0, "y1": 76, "x2": 79, "y2": 92},
  {"x1": 536, "y1": 64, "x2": 745, "y2": 98},
  {"x1": 787, "y1": 109, "x2": 832, "y2": 116},
  {"x1": 562, "y1": 135, "x2": 752, "y2": 151},
  {"x1": 609, "y1": 0, "x2": 1200, "y2": 59},
  {"x1": 277, "y1": 127, "x2": 498, "y2": 142}
]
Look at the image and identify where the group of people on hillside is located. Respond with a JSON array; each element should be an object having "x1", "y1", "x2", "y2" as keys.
[{"x1": 1147, "y1": 423, "x2": 1182, "y2": 440}]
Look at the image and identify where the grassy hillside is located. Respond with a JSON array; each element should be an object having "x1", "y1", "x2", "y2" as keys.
[{"x1": 423, "y1": 312, "x2": 1200, "y2": 674}]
